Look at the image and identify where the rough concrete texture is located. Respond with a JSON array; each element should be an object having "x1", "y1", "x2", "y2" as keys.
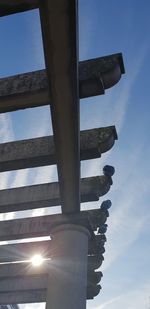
[{"x1": 0, "y1": 126, "x2": 117, "y2": 172}]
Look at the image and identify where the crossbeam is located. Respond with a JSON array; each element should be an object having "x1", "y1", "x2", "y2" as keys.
[
  {"x1": 0, "y1": 272, "x2": 100, "y2": 303},
  {"x1": 0, "y1": 209, "x2": 107, "y2": 241},
  {"x1": 0, "y1": 54, "x2": 124, "y2": 113},
  {"x1": 0, "y1": 235, "x2": 106, "y2": 262},
  {"x1": 0, "y1": 260, "x2": 103, "y2": 280},
  {"x1": 0, "y1": 257, "x2": 102, "y2": 300},
  {"x1": 0, "y1": 176, "x2": 111, "y2": 213},
  {"x1": 0, "y1": 289, "x2": 99, "y2": 304},
  {"x1": 0, "y1": 126, "x2": 117, "y2": 172},
  {"x1": 0, "y1": 0, "x2": 38, "y2": 17}
]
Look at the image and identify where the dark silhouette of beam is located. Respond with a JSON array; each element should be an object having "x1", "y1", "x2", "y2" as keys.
[{"x1": 0, "y1": 0, "x2": 38, "y2": 17}]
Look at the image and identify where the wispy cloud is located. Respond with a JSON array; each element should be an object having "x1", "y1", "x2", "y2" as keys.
[
  {"x1": 102, "y1": 168, "x2": 150, "y2": 271},
  {"x1": 96, "y1": 280, "x2": 150, "y2": 309},
  {"x1": 113, "y1": 43, "x2": 149, "y2": 133},
  {"x1": 80, "y1": 43, "x2": 150, "y2": 278},
  {"x1": 94, "y1": 295, "x2": 122, "y2": 309},
  {"x1": 0, "y1": 113, "x2": 14, "y2": 190}
]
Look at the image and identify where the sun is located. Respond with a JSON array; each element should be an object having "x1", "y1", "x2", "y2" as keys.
[{"x1": 31, "y1": 254, "x2": 44, "y2": 267}]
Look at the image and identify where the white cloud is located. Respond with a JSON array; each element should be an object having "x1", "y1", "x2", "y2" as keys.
[
  {"x1": 101, "y1": 169, "x2": 150, "y2": 271},
  {"x1": 0, "y1": 113, "x2": 14, "y2": 190}
]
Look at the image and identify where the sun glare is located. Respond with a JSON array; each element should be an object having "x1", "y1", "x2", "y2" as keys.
[{"x1": 31, "y1": 254, "x2": 44, "y2": 267}]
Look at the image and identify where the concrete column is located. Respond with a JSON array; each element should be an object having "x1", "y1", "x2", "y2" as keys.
[{"x1": 46, "y1": 224, "x2": 90, "y2": 309}]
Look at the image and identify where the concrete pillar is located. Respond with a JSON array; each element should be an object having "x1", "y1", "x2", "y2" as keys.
[{"x1": 46, "y1": 224, "x2": 90, "y2": 309}]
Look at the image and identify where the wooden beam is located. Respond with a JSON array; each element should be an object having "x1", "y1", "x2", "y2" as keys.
[
  {"x1": 0, "y1": 0, "x2": 39, "y2": 17},
  {"x1": 0, "y1": 54, "x2": 124, "y2": 113},
  {"x1": 0, "y1": 235, "x2": 106, "y2": 262},
  {"x1": 39, "y1": 0, "x2": 80, "y2": 213},
  {"x1": 0, "y1": 126, "x2": 117, "y2": 172},
  {"x1": 0, "y1": 209, "x2": 107, "y2": 241},
  {"x1": 0, "y1": 175, "x2": 111, "y2": 213}
]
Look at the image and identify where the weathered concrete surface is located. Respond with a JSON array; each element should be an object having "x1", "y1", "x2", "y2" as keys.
[
  {"x1": 0, "y1": 260, "x2": 102, "y2": 278},
  {"x1": 0, "y1": 175, "x2": 111, "y2": 213},
  {"x1": 0, "y1": 126, "x2": 117, "y2": 172},
  {"x1": 0, "y1": 235, "x2": 106, "y2": 262},
  {"x1": 0, "y1": 274, "x2": 100, "y2": 303},
  {"x1": 45, "y1": 224, "x2": 89, "y2": 309},
  {"x1": 0, "y1": 290, "x2": 46, "y2": 305},
  {"x1": 0, "y1": 289, "x2": 99, "y2": 304},
  {"x1": 0, "y1": 256, "x2": 102, "y2": 298},
  {"x1": 0, "y1": 208, "x2": 107, "y2": 241},
  {"x1": 0, "y1": 54, "x2": 124, "y2": 113},
  {"x1": 0, "y1": 0, "x2": 38, "y2": 17}
]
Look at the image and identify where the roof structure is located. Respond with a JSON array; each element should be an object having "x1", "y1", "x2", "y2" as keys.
[{"x1": 0, "y1": 0, "x2": 125, "y2": 306}]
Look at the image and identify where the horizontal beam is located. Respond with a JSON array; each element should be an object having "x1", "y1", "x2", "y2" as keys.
[
  {"x1": 0, "y1": 290, "x2": 45, "y2": 305},
  {"x1": 0, "y1": 175, "x2": 112, "y2": 213},
  {"x1": 0, "y1": 289, "x2": 100, "y2": 304},
  {"x1": 0, "y1": 276, "x2": 100, "y2": 304},
  {"x1": 0, "y1": 273, "x2": 47, "y2": 292},
  {"x1": 0, "y1": 54, "x2": 124, "y2": 113},
  {"x1": 0, "y1": 126, "x2": 117, "y2": 172},
  {"x1": 0, "y1": 0, "x2": 38, "y2": 17},
  {"x1": 0, "y1": 235, "x2": 106, "y2": 262},
  {"x1": 0, "y1": 209, "x2": 107, "y2": 241},
  {"x1": 0, "y1": 259, "x2": 103, "y2": 277},
  {"x1": 0, "y1": 260, "x2": 102, "y2": 301}
]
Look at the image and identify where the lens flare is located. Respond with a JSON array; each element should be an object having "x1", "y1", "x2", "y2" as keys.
[{"x1": 31, "y1": 254, "x2": 44, "y2": 267}]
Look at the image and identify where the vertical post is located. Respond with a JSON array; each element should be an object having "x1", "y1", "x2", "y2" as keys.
[{"x1": 46, "y1": 224, "x2": 90, "y2": 309}]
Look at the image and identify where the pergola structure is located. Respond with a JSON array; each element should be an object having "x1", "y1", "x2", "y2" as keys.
[{"x1": 0, "y1": 1, "x2": 125, "y2": 309}]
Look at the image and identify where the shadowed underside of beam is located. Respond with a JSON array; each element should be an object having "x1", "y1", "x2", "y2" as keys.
[
  {"x1": 0, "y1": 235, "x2": 106, "y2": 262},
  {"x1": 0, "y1": 289, "x2": 99, "y2": 304},
  {"x1": 0, "y1": 280, "x2": 100, "y2": 303},
  {"x1": 0, "y1": 259, "x2": 102, "y2": 301},
  {"x1": 0, "y1": 208, "x2": 107, "y2": 241},
  {"x1": 0, "y1": 126, "x2": 117, "y2": 172},
  {"x1": 0, "y1": 0, "x2": 38, "y2": 17},
  {"x1": 0, "y1": 260, "x2": 103, "y2": 278},
  {"x1": 0, "y1": 54, "x2": 124, "y2": 113},
  {"x1": 0, "y1": 175, "x2": 112, "y2": 213},
  {"x1": 39, "y1": 0, "x2": 80, "y2": 214}
]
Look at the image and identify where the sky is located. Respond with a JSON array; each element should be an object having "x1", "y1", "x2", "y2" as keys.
[{"x1": 0, "y1": 0, "x2": 150, "y2": 308}]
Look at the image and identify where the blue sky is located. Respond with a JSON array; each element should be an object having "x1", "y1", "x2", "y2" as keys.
[{"x1": 0, "y1": 0, "x2": 150, "y2": 308}]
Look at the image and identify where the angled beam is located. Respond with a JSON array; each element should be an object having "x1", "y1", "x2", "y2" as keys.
[
  {"x1": 0, "y1": 0, "x2": 39, "y2": 17},
  {"x1": 0, "y1": 235, "x2": 106, "y2": 262},
  {"x1": 0, "y1": 175, "x2": 112, "y2": 213},
  {"x1": 0, "y1": 126, "x2": 117, "y2": 172},
  {"x1": 39, "y1": 0, "x2": 80, "y2": 213},
  {"x1": 0, "y1": 209, "x2": 107, "y2": 241},
  {"x1": 0, "y1": 54, "x2": 124, "y2": 114}
]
